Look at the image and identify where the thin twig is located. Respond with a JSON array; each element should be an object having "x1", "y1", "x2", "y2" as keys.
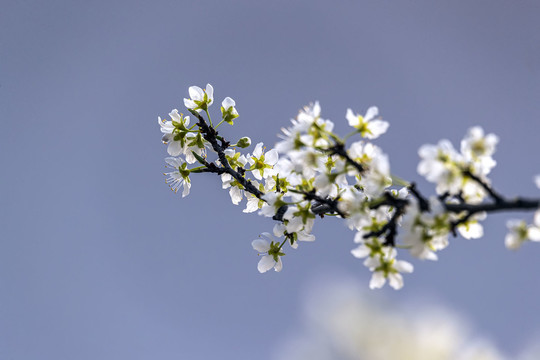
[{"x1": 189, "y1": 109, "x2": 264, "y2": 199}]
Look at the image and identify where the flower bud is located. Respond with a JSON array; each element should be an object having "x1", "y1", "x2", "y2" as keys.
[{"x1": 237, "y1": 136, "x2": 251, "y2": 148}]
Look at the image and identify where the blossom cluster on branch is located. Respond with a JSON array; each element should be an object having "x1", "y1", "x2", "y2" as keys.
[{"x1": 158, "y1": 84, "x2": 540, "y2": 290}]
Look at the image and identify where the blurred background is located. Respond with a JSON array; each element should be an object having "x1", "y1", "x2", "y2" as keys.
[{"x1": 1, "y1": 1, "x2": 540, "y2": 359}]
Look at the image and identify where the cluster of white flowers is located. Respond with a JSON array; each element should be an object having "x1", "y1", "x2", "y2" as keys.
[
  {"x1": 418, "y1": 126, "x2": 498, "y2": 203},
  {"x1": 158, "y1": 84, "x2": 540, "y2": 289}
]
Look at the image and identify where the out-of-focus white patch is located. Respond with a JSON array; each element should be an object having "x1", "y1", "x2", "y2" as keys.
[{"x1": 272, "y1": 278, "x2": 540, "y2": 360}]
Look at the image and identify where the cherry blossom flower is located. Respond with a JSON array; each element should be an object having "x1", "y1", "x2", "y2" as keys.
[
  {"x1": 164, "y1": 157, "x2": 191, "y2": 197},
  {"x1": 251, "y1": 233, "x2": 285, "y2": 273},
  {"x1": 183, "y1": 84, "x2": 214, "y2": 112},
  {"x1": 158, "y1": 109, "x2": 191, "y2": 156},
  {"x1": 460, "y1": 126, "x2": 498, "y2": 175},
  {"x1": 247, "y1": 142, "x2": 279, "y2": 180},
  {"x1": 363, "y1": 247, "x2": 414, "y2": 290},
  {"x1": 221, "y1": 97, "x2": 239, "y2": 125},
  {"x1": 346, "y1": 107, "x2": 389, "y2": 139},
  {"x1": 505, "y1": 219, "x2": 540, "y2": 250}
]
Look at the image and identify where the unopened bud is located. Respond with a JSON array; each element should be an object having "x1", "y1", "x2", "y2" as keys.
[{"x1": 237, "y1": 137, "x2": 251, "y2": 148}]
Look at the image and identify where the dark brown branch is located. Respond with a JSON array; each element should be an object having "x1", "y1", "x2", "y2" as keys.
[
  {"x1": 363, "y1": 205, "x2": 406, "y2": 247},
  {"x1": 327, "y1": 143, "x2": 365, "y2": 174},
  {"x1": 289, "y1": 189, "x2": 346, "y2": 217},
  {"x1": 408, "y1": 183, "x2": 430, "y2": 212},
  {"x1": 363, "y1": 192, "x2": 409, "y2": 246},
  {"x1": 445, "y1": 197, "x2": 540, "y2": 216},
  {"x1": 462, "y1": 169, "x2": 503, "y2": 203},
  {"x1": 189, "y1": 109, "x2": 264, "y2": 199}
]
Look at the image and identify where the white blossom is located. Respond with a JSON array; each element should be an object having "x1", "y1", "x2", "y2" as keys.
[
  {"x1": 346, "y1": 107, "x2": 389, "y2": 139},
  {"x1": 164, "y1": 157, "x2": 191, "y2": 197},
  {"x1": 457, "y1": 212, "x2": 486, "y2": 239},
  {"x1": 221, "y1": 97, "x2": 239, "y2": 124},
  {"x1": 158, "y1": 109, "x2": 191, "y2": 156},
  {"x1": 363, "y1": 247, "x2": 413, "y2": 290},
  {"x1": 247, "y1": 142, "x2": 279, "y2": 180},
  {"x1": 251, "y1": 233, "x2": 284, "y2": 273},
  {"x1": 418, "y1": 139, "x2": 464, "y2": 196},
  {"x1": 183, "y1": 84, "x2": 214, "y2": 112},
  {"x1": 460, "y1": 126, "x2": 498, "y2": 175},
  {"x1": 505, "y1": 219, "x2": 540, "y2": 250}
]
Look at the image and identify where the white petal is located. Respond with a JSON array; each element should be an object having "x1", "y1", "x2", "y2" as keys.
[
  {"x1": 243, "y1": 197, "x2": 260, "y2": 213},
  {"x1": 364, "y1": 106, "x2": 379, "y2": 121},
  {"x1": 346, "y1": 108, "x2": 358, "y2": 127},
  {"x1": 164, "y1": 157, "x2": 183, "y2": 168},
  {"x1": 423, "y1": 250, "x2": 439, "y2": 261},
  {"x1": 169, "y1": 109, "x2": 181, "y2": 122},
  {"x1": 528, "y1": 226, "x2": 540, "y2": 241},
  {"x1": 274, "y1": 257, "x2": 283, "y2": 272},
  {"x1": 505, "y1": 233, "x2": 521, "y2": 250},
  {"x1": 229, "y1": 187, "x2": 243, "y2": 205},
  {"x1": 261, "y1": 192, "x2": 278, "y2": 205},
  {"x1": 458, "y1": 222, "x2": 484, "y2": 239},
  {"x1": 353, "y1": 232, "x2": 368, "y2": 244},
  {"x1": 261, "y1": 232, "x2": 278, "y2": 242},
  {"x1": 253, "y1": 142, "x2": 264, "y2": 158},
  {"x1": 297, "y1": 231, "x2": 315, "y2": 242},
  {"x1": 395, "y1": 260, "x2": 414, "y2": 273},
  {"x1": 222, "y1": 97, "x2": 236, "y2": 110},
  {"x1": 221, "y1": 173, "x2": 233, "y2": 188},
  {"x1": 181, "y1": 181, "x2": 191, "y2": 198},
  {"x1": 259, "y1": 204, "x2": 276, "y2": 217},
  {"x1": 285, "y1": 217, "x2": 304, "y2": 233},
  {"x1": 189, "y1": 86, "x2": 204, "y2": 101},
  {"x1": 369, "y1": 271, "x2": 386, "y2": 289},
  {"x1": 273, "y1": 223, "x2": 286, "y2": 237},
  {"x1": 506, "y1": 219, "x2": 523, "y2": 230},
  {"x1": 252, "y1": 239, "x2": 270, "y2": 252},
  {"x1": 366, "y1": 120, "x2": 389, "y2": 139},
  {"x1": 205, "y1": 84, "x2": 214, "y2": 103},
  {"x1": 184, "y1": 99, "x2": 197, "y2": 109},
  {"x1": 184, "y1": 151, "x2": 196, "y2": 164},
  {"x1": 351, "y1": 245, "x2": 370, "y2": 259},
  {"x1": 534, "y1": 175, "x2": 540, "y2": 189},
  {"x1": 264, "y1": 149, "x2": 279, "y2": 165},
  {"x1": 257, "y1": 255, "x2": 276, "y2": 273},
  {"x1": 534, "y1": 210, "x2": 540, "y2": 227},
  {"x1": 388, "y1": 273, "x2": 404, "y2": 290},
  {"x1": 363, "y1": 256, "x2": 380, "y2": 269},
  {"x1": 252, "y1": 170, "x2": 262, "y2": 180},
  {"x1": 167, "y1": 141, "x2": 183, "y2": 156},
  {"x1": 237, "y1": 155, "x2": 248, "y2": 166}
]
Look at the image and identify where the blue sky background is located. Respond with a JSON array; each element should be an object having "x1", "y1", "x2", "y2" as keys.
[{"x1": 2, "y1": 1, "x2": 540, "y2": 359}]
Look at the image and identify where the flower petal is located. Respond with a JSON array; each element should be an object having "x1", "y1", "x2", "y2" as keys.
[
  {"x1": 205, "y1": 84, "x2": 214, "y2": 103},
  {"x1": 189, "y1": 86, "x2": 204, "y2": 101},
  {"x1": 274, "y1": 257, "x2": 283, "y2": 272},
  {"x1": 252, "y1": 239, "x2": 270, "y2": 252},
  {"x1": 222, "y1": 97, "x2": 235, "y2": 110},
  {"x1": 395, "y1": 260, "x2": 414, "y2": 273},
  {"x1": 167, "y1": 141, "x2": 183, "y2": 156},
  {"x1": 369, "y1": 271, "x2": 386, "y2": 289},
  {"x1": 257, "y1": 255, "x2": 276, "y2": 273},
  {"x1": 351, "y1": 245, "x2": 370, "y2": 259},
  {"x1": 346, "y1": 108, "x2": 358, "y2": 127},
  {"x1": 364, "y1": 106, "x2": 379, "y2": 121},
  {"x1": 264, "y1": 149, "x2": 279, "y2": 166},
  {"x1": 388, "y1": 273, "x2": 404, "y2": 290}
]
